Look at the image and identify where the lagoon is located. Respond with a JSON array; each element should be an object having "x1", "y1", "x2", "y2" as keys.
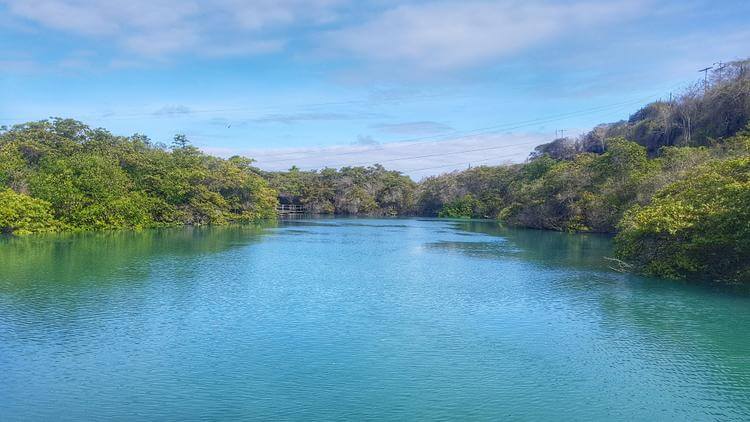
[{"x1": 1, "y1": 218, "x2": 749, "y2": 420}]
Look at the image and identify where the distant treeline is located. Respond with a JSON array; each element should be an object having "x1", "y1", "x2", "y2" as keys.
[
  {"x1": 263, "y1": 165, "x2": 415, "y2": 216},
  {"x1": 1, "y1": 60, "x2": 748, "y2": 282}
]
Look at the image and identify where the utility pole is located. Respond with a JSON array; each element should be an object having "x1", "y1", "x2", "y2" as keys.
[
  {"x1": 713, "y1": 61, "x2": 727, "y2": 79},
  {"x1": 698, "y1": 66, "x2": 713, "y2": 92},
  {"x1": 558, "y1": 129, "x2": 566, "y2": 139}
]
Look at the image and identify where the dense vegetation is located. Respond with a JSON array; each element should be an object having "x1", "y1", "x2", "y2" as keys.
[
  {"x1": 412, "y1": 60, "x2": 750, "y2": 282},
  {"x1": 417, "y1": 131, "x2": 749, "y2": 281},
  {"x1": 2, "y1": 60, "x2": 748, "y2": 282},
  {"x1": 616, "y1": 154, "x2": 750, "y2": 282},
  {"x1": 0, "y1": 119, "x2": 277, "y2": 234},
  {"x1": 263, "y1": 165, "x2": 415, "y2": 215}
]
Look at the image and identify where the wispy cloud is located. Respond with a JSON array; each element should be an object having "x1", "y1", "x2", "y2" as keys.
[
  {"x1": 250, "y1": 111, "x2": 384, "y2": 124},
  {"x1": 152, "y1": 105, "x2": 192, "y2": 117},
  {"x1": 353, "y1": 135, "x2": 379, "y2": 146},
  {"x1": 324, "y1": 0, "x2": 646, "y2": 71},
  {"x1": 0, "y1": 59, "x2": 39, "y2": 72},
  {"x1": 372, "y1": 121, "x2": 453, "y2": 136},
  {"x1": 205, "y1": 131, "x2": 550, "y2": 179},
  {"x1": 1, "y1": 0, "x2": 343, "y2": 59},
  {"x1": 3, "y1": 0, "x2": 649, "y2": 71}
]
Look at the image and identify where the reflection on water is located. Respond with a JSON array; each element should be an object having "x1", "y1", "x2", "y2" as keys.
[
  {"x1": 0, "y1": 224, "x2": 274, "y2": 290},
  {"x1": 450, "y1": 219, "x2": 616, "y2": 269},
  {"x1": 1, "y1": 218, "x2": 749, "y2": 421},
  {"x1": 423, "y1": 240, "x2": 521, "y2": 260}
]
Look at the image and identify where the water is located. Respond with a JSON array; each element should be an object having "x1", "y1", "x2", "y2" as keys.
[{"x1": 1, "y1": 218, "x2": 749, "y2": 421}]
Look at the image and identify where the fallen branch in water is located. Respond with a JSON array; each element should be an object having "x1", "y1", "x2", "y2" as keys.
[{"x1": 604, "y1": 256, "x2": 634, "y2": 273}]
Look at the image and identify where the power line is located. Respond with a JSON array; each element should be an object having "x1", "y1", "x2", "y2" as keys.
[
  {"x1": 255, "y1": 94, "x2": 655, "y2": 164},
  {"x1": 253, "y1": 78, "x2": 693, "y2": 163},
  {"x1": 0, "y1": 92, "x2": 463, "y2": 123},
  {"x1": 242, "y1": 96, "x2": 648, "y2": 162},
  {"x1": 296, "y1": 138, "x2": 545, "y2": 171},
  {"x1": 404, "y1": 151, "x2": 526, "y2": 174},
  {"x1": 270, "y1": 84, "x2": 688, "y2": 173},
  {"x1": 713, "y1": 61, "x2": 728, "y2": 79},
  {"x1": 388, "y1": 82, "x2": 692, "y2": 177},
  {"x1": 261, "y1": 98, "x2": 657, "y2": 172},
  {"x1": 698, "y1": 66, "x2": 713, "y2": 91},
  {"x1": 290, "y1": 97, "x2": 643, "y2": 171}
]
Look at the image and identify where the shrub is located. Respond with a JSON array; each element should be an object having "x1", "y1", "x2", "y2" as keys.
[
  {"x1": 0, "y1": 189, "x2": 59, "y2": 235},
  {"x1": 615, "y1": 157, "x2": 750, "y2": 281}
]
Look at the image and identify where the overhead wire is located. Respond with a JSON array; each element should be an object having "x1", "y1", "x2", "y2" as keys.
[
  {"x1": 254, "y1": 94, "x2": 653, "y2": 164},
  {"x1": 280, "y1": 98, "x2": 650, "y2": 171},
  {"x1": 262, "y1": 78, "x2": 695, "y2": 171}
]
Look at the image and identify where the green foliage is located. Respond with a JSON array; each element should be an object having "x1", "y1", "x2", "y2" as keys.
[
  {"x1": 265, "y1": 164, "x2": 415, "y2": 215},
  {"x1": 0, "y1": 189, "x2": 58, "y2": 235},
  {"x1": 616, "y1": 157, "x2": 750, "y2": 282},
  {"x1": 415, "y1": 120, "x2": 750, "y2": 282},
  {"x1": 172, "y1": 134, "x2": 190, "y2": 149},
  {"x1": 28, "y1": 153, "x2": 138, "y2": 228},
  {"x1": 422, "y1": 139, "x2": 661, "y2": 232},
  {"x1": 417, "y1": 165, "x2": 517, "y2": 219},
  {"x1": 438, "y1": 194, "x2": 478, "y2": 218},
  {"x1": 0, "y1": 119, "x2": 278, "y2": 234},
  {"x1": 0, "y1": 142, "x2": 28, "y2": 190}
]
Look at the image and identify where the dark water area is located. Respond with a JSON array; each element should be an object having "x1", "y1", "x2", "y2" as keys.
[{"x1": 1, "y1": 218, "x2": 749, "y2": 420}]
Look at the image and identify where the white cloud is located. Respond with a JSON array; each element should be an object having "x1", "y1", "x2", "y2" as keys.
[
  {"x1": 122, "y1": 27, "x2": 200, "y2": 57},
  {"x1": 1, "y1": 0, "x2": 343, "y2": 58},
  {"x1": 250, "y1": 111, "x2": 384, "y2": 124},
  {"x1": 372, "y1": 121, "x2": 453, "y2": 135},
  {"x1": 324, "y1": 0, "x2": 646, "y2": 70},
  {"x1": 208, "y1": 131, "x2": 548, "y2": 179},
  {"x1": 353, "y1": 135, "x2": 379, "y2": 145},
  {"x1": 229, "y1": 0, "x2": 343, "y2": 30},
  {"x1": 152, "y1": 105, "x2": 192, "y2": 117},
  {"x1": 0, "y1": 59, "x2": 39, "y2": 72},
  {"x1": 3, "y1": 0, "x2": 647, "y2": 66},
  {"x1": 199, "y1": 40, "x2": 286, "y2": 58}
]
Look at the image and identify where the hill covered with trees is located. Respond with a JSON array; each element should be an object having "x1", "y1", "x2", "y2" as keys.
[{"x1": 413, "y1": 59, "x2": 750, "y2": 282}]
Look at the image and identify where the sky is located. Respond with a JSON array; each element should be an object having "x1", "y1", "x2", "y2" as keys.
[{"x1": 1, "y1": 0, "x2": 748, "y2": 179}]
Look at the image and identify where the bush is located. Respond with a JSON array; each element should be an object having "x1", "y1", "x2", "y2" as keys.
[
  {"x1": 0, "y1": 189, "x2": 59, "y2": 235},
  {"x1": 439, "y1": 194, "x2": 479, "y2": 218},
  {"x1": 0, "y1": 119, "x2": 279, "y2": 235},
  {"x1": 615, "y1": 157, "x2": 750, "y2": 281}
]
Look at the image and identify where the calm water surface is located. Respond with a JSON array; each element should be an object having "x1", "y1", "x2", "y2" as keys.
[{"x1": 1, "y1": 218, "x2": 749, "y2": 420}]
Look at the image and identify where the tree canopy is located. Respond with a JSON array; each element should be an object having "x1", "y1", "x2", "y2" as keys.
[
  {"x1": 0, "y1": 119, "x2": 277, "y2": 234},
  {"x1": 263, "y1": 164, "x2": 416, "y2": 216}
]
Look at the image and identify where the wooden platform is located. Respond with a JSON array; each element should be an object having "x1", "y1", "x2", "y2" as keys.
[{"x1": 276, "y1": 204, "x2": 306, "y2": 215}]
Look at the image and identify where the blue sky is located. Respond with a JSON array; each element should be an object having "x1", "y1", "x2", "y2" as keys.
[{"x1": 1, "y1": 0, "x2": 748, "y2": 178}]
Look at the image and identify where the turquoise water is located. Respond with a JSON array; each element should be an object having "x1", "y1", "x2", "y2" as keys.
[{"x1": 1, "y1": 218, "x2": 749, "y2": 420}]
